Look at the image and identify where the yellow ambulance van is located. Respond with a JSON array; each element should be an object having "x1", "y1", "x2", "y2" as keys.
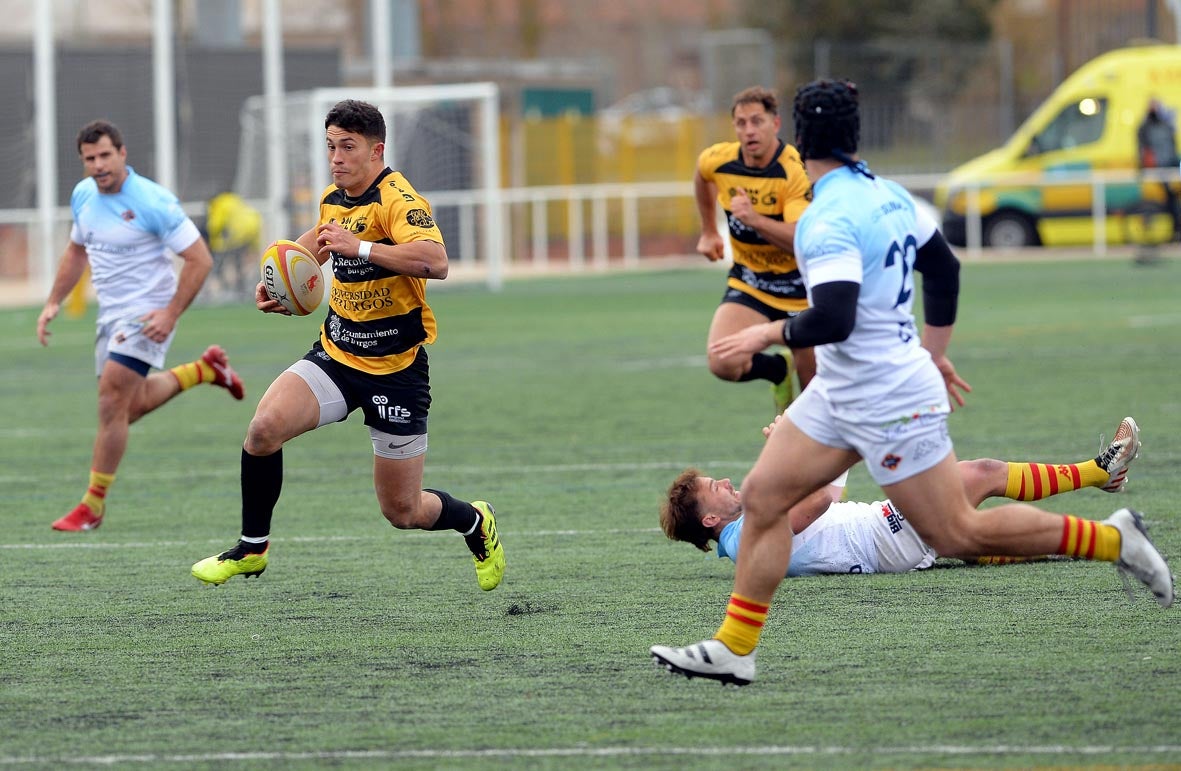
[{"x1": 935, "y1": 44, "x2": 1181, "y2": 247}]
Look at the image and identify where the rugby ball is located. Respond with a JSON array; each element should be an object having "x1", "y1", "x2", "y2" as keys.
[{"x1": 260, "y1": 240, "x2": 324, "y2": 316}]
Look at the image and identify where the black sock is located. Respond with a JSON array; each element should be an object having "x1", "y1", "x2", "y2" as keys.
[
  {"x1": 424, "y1": 488, "x2": 480, "y2": 533},
  {"x1": 739, "y1": 352, "x2": 788, "y2": 384},
  {"x1": 241, "y1": 447, "x2": 282, "y2": 540}
]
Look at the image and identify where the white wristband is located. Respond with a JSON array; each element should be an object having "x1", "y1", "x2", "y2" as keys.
[{"x1": 357, "y1": 241, "x2": 372, "y2": 261}]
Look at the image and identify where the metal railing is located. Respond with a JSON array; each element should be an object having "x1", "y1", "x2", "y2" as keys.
[{"x1": 1, "y1": 169, "x2": 1169, "y2": 306}]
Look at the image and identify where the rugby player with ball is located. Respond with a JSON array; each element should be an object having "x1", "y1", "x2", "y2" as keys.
[{"x1": 192, "y1": 99, "x2": 504, "y2": 592}]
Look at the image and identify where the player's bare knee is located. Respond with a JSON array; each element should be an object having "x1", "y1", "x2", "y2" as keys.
[
  {"x1": 975, "y1": 458, "x2": 1009, "y2": 496},
  {"x1": 380, "y1": 504, "x2": 420, "y2": 529},
  {"x1": 96, "y1": 392, "x2": 131, "y2": 427},
  {"x1": 244, "y1": 412, "x2": 286, "y2": 456},
  {"x1": 739, "y1": 474, "x2": 793, "y2": 526},
  {"x1": 958, "y1": 458, "x2": 1007, "y2": 503},
  {"x1": 707, "y1": 356, "x2": 744, "y2": 382}
]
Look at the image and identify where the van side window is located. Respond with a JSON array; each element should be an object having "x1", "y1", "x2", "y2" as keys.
[{"x1": 1026, "y1": 97, "x2": 1107, "y2": 156}]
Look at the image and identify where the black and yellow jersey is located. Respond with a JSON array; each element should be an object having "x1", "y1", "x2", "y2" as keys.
[
  {"x1": 317, "y1": 167, "x2": 445, "y2": 375},
  {"x1": 698, "y1": 139, "x2": 812, "y2": 311}
]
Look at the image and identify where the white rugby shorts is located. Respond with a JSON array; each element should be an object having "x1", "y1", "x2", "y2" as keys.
[{"x1": 95, "y1": 314, "x2": 174, "y2": 374}]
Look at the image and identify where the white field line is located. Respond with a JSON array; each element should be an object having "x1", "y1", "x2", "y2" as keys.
[
  {"x1": 2, "y1": 744, "x2": 1180, "y2": 765},
  {"x1": 1127, "y1": 311, "x2": 1181, "y2": 328},
  {"x1": 0, "y1": 528, "x2": 661, "y2": 550},
  {"x1": 0, "y1": 459, "x2": 750, "y2": 485}
]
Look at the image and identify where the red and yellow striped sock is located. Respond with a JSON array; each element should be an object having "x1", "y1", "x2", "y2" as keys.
[
  {"x1": 169, "y1": 358, "x2": 216, "y2": 391},
  {"x1": 81, "y1": 470, "x2": 115, "y2": 517},
  {"x1": 1058, "y1": 515, "x2": 1121, "y2": 562},
  {"x1": 1004, "y1": 460, "x2": 1108, "y2": 501},
  {"x1": 714, "y1": 593, "x2": 769, "y2": 655}
]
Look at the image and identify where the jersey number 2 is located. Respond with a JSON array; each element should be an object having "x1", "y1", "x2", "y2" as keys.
[
  {"x1": 884, "y1": 234, "x2": 918, "y2": 343},
  {"x1": 883, "y1": 234, "x2": 917, "y2": 308}
]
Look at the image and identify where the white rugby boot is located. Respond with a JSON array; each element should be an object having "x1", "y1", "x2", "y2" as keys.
[
  {"x1": 650, "y1": 639, "x2": 756, "y2": 686},
  {"x1": 1104, "y1": 508, "x2": 1174, "y2": 608},
  {"x1": 1097, "y1": 416, "x2": 1140, "y2": 493}
]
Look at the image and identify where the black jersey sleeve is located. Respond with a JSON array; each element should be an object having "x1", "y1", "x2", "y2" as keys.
[
  {"x1": 913, "y1": 229, "x2": 960, "y2": 327},
  {"x1": 783, "y1": 281, "x2": 859, "y2": 347}
]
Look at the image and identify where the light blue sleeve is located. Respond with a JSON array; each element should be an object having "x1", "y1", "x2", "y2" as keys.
[
  {"x1": 798, "y1": 206, "x2": 863, "y2": 287},
  {"x1": 69, "y1": 180, "x2": 91, "y2": 244},
  {"x1": 716, "y1": 518, "x2": 743, "y2": 563},
  {"x1": 130, "y1": 175, "x2": 200, "y2": 251}
]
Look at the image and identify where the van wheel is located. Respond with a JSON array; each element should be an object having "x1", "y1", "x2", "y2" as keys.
[{"x1": 983, "y1": 212, "x2": 1038, "y2": 248}]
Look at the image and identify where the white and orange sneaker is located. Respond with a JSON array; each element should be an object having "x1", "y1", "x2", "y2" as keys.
[{"x1": 1097, "y1": 416, "x2": 1140, "y2": 493}]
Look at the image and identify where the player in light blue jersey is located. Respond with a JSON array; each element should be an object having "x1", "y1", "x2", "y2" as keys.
[
  {"x1": 651, "y1": 79, "x2": 1173, "y2": 687},
  {"x1": 36, "y1": 120, "x2": 246, "y2": 532},
  {"x1": 660, "y1": 417, "x2": 1142, "y2": 578}
]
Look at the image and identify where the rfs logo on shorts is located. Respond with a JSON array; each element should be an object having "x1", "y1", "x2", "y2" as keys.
[{"x1": 372, "y1": 395, "x2": 410, "y2": 423}]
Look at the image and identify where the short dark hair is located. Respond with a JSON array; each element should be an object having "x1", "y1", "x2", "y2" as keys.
[
  {"x1": 324, "y1": 99, "x2": 386, "y2": 144},
  {"x1": 76, "y1": 120, "x2": 123, "y2": 154},
  {"x1": 792, "y1": 79, "x2": 860, "y2": 161},
  {"x1": 660, "y1": 468, "x2": 715, "y2": 553},
  {"x1": 731, "y1": 86, "x2": 778, "y2": 118}
]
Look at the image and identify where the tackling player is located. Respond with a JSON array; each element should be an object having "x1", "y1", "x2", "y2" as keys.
[{"x1": 652, "y1": 79, "x2": 1173, "y2": 687}]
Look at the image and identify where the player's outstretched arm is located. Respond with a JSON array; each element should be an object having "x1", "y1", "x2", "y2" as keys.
[
  {"x1": 922, "y1": 324, "x2": 971, "y2": 410},
  {"x1": 914, "y1": 229, "x2": 969, "y2": 408},
  {"x1": 693, "y1": 170, "x2": 725, "y2": 262},
  {"x1": 787, "y1": 488, "x2": 838, "y2": 535},
  {"x1": 37, "y1": 241, "x2": 89, "y2": 347},
  {"x1": 709, "y1": 319, "x2": 782, "y2": 360}
]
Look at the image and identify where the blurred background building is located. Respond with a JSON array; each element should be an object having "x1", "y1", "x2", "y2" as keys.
[{"x1": 0, "y1": 0, "x2": 1178, "y2": 297}]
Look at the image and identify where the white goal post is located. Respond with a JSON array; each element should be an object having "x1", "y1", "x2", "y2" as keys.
[{"x1": 235, "y1": 82, "x2": 504, "y2": 290}]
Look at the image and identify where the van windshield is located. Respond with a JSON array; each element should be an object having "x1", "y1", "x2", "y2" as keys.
[{"x1": 1025, "y1": 97, "x2": 1108, "y2": 156}]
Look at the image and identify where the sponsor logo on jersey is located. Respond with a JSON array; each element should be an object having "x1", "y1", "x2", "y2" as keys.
[
  {"x1": 406, "y1": 209, "x2": 435, "y2": 229},
  {"x1": 331, "y1": 285, "x2": 395, "y2": 312},
  {"x1": 338, "y1": 214, "x2": 367, "y2": 234},
  {"x1": 121, "y1": 209, "x2": 135, "y2": 221},
  {"x1": 880, "y1": 502, "x2": 904, "y2": 534},
  {"x1": 389, "y1": 181, "x2": 416, "y2": 202}
]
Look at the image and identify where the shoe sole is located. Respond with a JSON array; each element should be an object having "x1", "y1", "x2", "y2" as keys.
[
  {"x1": 650, "y1": 651, "x2": 752, "y2": 687},
  {"x1": 1101, "y1": 417, "x2": 1140, "y2": 493},
  {"x1": 195, "y1": 569, "x2": 266, "y2": 586},
  {"x1": 51, "y1": 518, "x2": 102, "y2": 531}
]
